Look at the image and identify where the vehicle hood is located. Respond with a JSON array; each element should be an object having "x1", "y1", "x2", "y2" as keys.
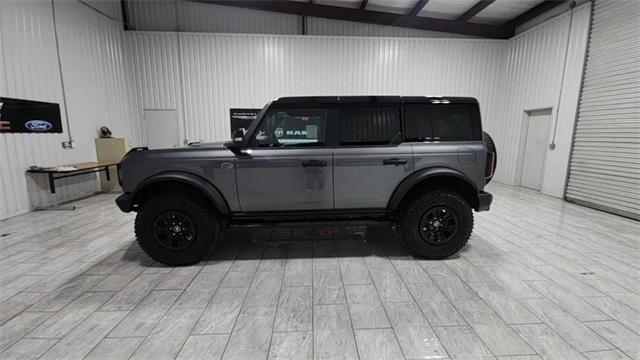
[
  {"x1": 186, "y1": 141, "x2": 228, "y2": 149},
  {"x1": 118, "y1": 142, "x2": 237, "y2": 193},
  {"x1": 122, "y1": 142, "x2": 235, "y2": 162}
]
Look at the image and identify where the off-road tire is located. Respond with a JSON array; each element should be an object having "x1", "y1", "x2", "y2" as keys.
[
  {"x1": 398, "y1": 190, "x2": 473, "y2": 259},
  {"x1": 135, "y1": 193, "x2": 220, "y2": 266}
]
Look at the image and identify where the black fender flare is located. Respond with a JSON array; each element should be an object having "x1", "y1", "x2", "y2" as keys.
[
  {"x1": 387, "y1": 167, "x2": 479, "y2": 211},
  {"x1": 131, "y1": 172, "x2": 230, "y2": 215}
]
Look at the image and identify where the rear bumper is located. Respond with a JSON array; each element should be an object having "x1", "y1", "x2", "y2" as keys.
[
  {"x1": 477, "y1": 191, "x2": 493, "y2": 211},
  {"x1": 115, "y1": 193, "x2": 133, "y2": 212}
]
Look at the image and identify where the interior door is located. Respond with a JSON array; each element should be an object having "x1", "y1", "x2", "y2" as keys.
[
  {"x1": 143, "y1": 110, "x2": 180, "y2": 149},
  {"x1": 235, "y1": 107, "x2": 333, "y2": 212},
  {"x1": 520, "y1": 109, "x2": 552, "y2": 190}
]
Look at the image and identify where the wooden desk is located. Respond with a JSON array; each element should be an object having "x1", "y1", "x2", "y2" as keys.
[{"x1": 27, "y1": 161, "x2": 119, "y2": 194}]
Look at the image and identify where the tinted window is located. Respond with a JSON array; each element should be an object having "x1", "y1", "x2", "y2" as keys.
[
  {"x1": 252, "y1": 108, "x2": 326, "y2": 147},
  {"x1": 430, "y1": 105, "x2": 478, "y2": 141},
  {"x1": 339, "y1": 106, "x2": 401, "y2": 145},
  {"x1": 404, "y1": 104, "x2": 432, "y2": 141}
]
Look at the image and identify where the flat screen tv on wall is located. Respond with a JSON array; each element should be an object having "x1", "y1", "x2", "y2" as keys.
[{"x1": 0, "y1": 97, "x2": 63, "y2": 134}]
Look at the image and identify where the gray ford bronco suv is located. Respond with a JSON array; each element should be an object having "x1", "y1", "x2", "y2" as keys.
[{"x1": 116, "y1": 96, "x2": 496, "y2": 265}]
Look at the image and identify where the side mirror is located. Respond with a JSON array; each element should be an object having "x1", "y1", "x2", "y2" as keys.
[
  {"x1": 231, "y1": 128, "x2": 245, "y2": 142},
  {"x1": 225, "y1": 128, "x2": 246, "y2": 155}
]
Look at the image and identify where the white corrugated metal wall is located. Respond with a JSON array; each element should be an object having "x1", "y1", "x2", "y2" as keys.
[
  {"x1": 495, "y1": 3, "x2": 591, "y2": 197},
  {"x1": 126, "y1": 3, "x2": 591, "y2": 196},
  {"x1": 566, "y1": 0, "x2": 640, "y2": 219},
  {"x1": 127, "y1": 32, "x2": 181, "y2": 146},
  {"x1": 127, "y1": 32, "x2": 505, "y2": 145},
  {"x1": 0, "y1": 0, "x2": 140, "y2": 220}
]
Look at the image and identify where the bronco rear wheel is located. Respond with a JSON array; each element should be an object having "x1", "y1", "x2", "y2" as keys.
[
  {"x1": 135, "y1": 193, "x2": 220, "y2": 265},
  {"x1": 398, "y1": 189, "x2": 473, "y2": 259}
]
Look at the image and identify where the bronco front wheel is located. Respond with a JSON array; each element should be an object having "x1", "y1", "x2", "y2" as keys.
[
  {"x1": 398, "y1": 190, "x2": 473, "y2": 259},
  {"x1": 135, "y1": 193, "x2": 220, "y2": 265}
]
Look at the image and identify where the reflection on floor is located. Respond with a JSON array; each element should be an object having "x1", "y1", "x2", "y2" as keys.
[{"x1": 0, "y1": 183, "x2": 639, "y2": 360}]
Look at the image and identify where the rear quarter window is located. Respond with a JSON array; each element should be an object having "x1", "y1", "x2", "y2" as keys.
[{"x1": 403, "y1": 103, "x2": 481, "y2": 142}]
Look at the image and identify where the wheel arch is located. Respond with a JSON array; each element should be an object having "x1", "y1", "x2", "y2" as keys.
[
  {"x1": 130, "y1": 172, "x2": 230, "y2": 216},
  {"x1": 387, "y1": 167, "x2": 480, "y2": 212}
]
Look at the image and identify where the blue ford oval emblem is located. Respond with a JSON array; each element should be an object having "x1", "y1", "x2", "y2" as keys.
[{"x1": 25, "y1": 120, "x2": 53, "y2": 132}]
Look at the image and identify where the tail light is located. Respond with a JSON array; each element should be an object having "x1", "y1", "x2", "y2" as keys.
[
  {"x1": 485, "y1": 151, "x2": 496, "y2": 179},
  {"x1": 117, "y1": 163, "x2": 123, "y2": 186}
]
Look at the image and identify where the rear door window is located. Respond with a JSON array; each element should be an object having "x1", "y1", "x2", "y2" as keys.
[{"x1": 338, "y1": 106, "x2": 401, "y2": 146}]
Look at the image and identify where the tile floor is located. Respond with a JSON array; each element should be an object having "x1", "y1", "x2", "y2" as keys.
[{"x1": 0, "y1": 183, "x2": 639, "y2": 360}]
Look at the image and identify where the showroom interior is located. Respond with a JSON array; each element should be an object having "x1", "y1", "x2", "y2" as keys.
[{"x1": 0, "y1": 0, "x2": 639, "y2": 359}]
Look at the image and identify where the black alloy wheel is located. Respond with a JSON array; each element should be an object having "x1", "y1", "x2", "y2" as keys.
[
  {"x1": 397, "y1": 189, "x2": 473, "y2": 259},
  {"x1": 418, "y1": 205, "x2": 458, "y2": 245},
  {"x1": 135, "y1": 192, "x2": 220, "y2": 265},
  {"x1": 152, "y1": 210, "x2": 197, "y2": 251}
]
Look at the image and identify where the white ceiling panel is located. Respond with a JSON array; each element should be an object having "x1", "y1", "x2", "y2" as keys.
[
  {"x1": 285, "y1": 0, "x2": 544, "y2": 26},
  {"x1": 419, "y1": 0, "x2": 476, "y2": 20},
  {"x1": 366, "y1": 0, "x2": 417, "y2": 14},
  {"x1": 220, "y1": 0, "x2": 558, "y2": 34},
  {"x1": 313, "y1": 0, "x2": 362, "y2": 9},
  {"x1": 472, "y1": 0, "x2": 544, "y2": 24}
]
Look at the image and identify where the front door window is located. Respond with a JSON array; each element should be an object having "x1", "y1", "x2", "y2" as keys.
[{"x1": 251, "y1": 108, "x2": 327, "y2": 148}]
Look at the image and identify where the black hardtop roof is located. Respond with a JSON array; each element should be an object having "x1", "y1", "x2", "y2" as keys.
[{"x1": 273, "y1": 96, "x2": 478, "y2": 105}]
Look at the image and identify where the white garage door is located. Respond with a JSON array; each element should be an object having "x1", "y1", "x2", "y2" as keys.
[{"x1": 566, "y1": 0, "x2": 640, "y2": 220}]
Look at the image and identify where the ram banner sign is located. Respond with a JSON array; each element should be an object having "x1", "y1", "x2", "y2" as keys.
[{"x1": 230, "y1": 108, "x2": 261, "y2": 137}]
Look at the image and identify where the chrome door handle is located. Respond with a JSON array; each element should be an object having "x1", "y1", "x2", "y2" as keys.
[{"x1": 383, "y1": 158, "x2": 407, "y2": 165}]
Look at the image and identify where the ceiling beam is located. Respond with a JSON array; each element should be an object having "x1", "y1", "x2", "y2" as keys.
[
  {"x1": 408, "y1": 0, "x2": 429, "y2": 16},
  {"x1": 359, "y1": 0, "x2": 368, "y2": 11},
  {"x1": 457, "y1": 0, "x2": 494, "y2": 22},
  {"x1": 120, "y1": 0, "x2": 130, "y2": 30},
  {"x1": 504, "y1": 0, "x2": 566, "y2": 29},
  {"x1": 196, "y1": 0, "x2": 511, "y2": 38}
]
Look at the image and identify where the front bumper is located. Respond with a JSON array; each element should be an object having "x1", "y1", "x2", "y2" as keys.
[
  {"x1": 115, "y1": 193, "x2": 133, "y2": 212},
  {"x1": 477, "y1": 191, "x2": 493, "y2": 211}
]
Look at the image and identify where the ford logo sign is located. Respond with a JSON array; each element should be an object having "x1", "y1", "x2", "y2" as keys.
[{"x1": 25, "y1": 120, "x2": 53, "y2": 132}]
